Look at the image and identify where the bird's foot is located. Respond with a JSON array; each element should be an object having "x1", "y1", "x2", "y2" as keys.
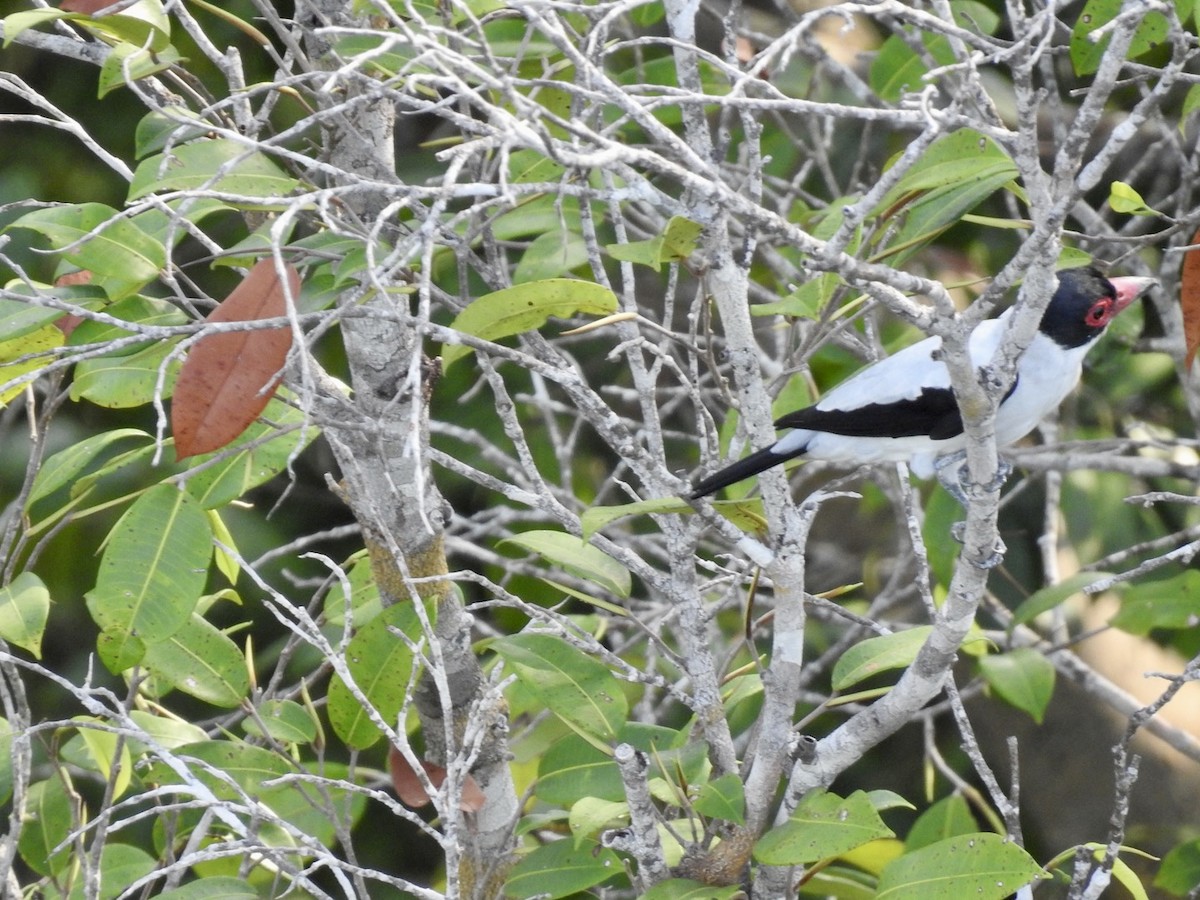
[
  {"x1": 950, "y1": 521, "x2": 1007, "y2": 570},
  {"x1": 934, "y1": 451, "x2": 1013, "y2": 506}
]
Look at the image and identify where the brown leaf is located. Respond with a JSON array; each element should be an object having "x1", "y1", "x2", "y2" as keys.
[
  {"x1": 172, "y1": 258, "x2": 298, "y2": 460},
  {"x1": 389, "y1": 746, "x2": 486, "y2": 813},
  {"x1": 54, "y1": 270, "x2": 93, "y2": 337},
  {"x1": 59, "y1": 0, "x2": 115, "y2": 13},
  {"x1": 1181, "y1": 226, "x2": 1200, "y2": 369}
]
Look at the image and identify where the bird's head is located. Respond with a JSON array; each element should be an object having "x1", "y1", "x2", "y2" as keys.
[{"x1": 1039, "y1": 266, "x2": 1157, "y2": 349}]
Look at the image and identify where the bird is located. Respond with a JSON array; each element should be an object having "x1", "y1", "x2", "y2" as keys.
[{"x1": 690, "y1": 266, "x2": 1156, "y2": 502}]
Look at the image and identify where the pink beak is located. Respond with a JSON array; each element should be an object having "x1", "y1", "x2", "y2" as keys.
[{"x1": 1109, "y1": 275, "x2": 1156, "y2": 313}]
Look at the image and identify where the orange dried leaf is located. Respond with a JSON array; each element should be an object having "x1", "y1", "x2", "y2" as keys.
[
  {"x1": 172, "y1": 258, "x2": 297, "y2": 460},
  {"x1": 389, "y1": 747, "x2": 486, "y2": 813},
  {"x1": 1181, "y1": 226, "x2": 1200, "y2": 369}
]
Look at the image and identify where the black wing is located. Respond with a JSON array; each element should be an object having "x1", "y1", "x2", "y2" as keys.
[{"x1": 774, "y1": 386, "x2": 965, "y2": 441}]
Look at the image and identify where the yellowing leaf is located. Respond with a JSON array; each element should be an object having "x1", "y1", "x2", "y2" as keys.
[{"x1": 0, "y1": 326, "x2": 63, "y2": 406}]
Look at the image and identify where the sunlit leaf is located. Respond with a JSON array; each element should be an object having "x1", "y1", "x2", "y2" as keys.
[
  {"x1": 442, "y1": 278, "x2": 618, "y2": 368},
  {"x1": 141, "y1": 614, "x2": 250, "y2": 707},
  {"x1": 494, "y1": 633, "x2": 628, "y2": 742},
  {"x1": 0, "y1": 572, "x2": 50, "y2": 659},
  {"x1": 8, "y1": 203, "x2": 165, "y2": 299},
  {"x1": 327, "y1": 603, "x2": 433, "y2": 749},
  {"x1": 500, "y1": 530, "x2": 631, "y2": 597},
  {"x1": 876, "y1": 833, "x2": 1044, "y2": 899},
  {"x1": 70, "y1": 716, "x2": 134, "y2": 799},
  {"x1": 1070, "y1": 0, "x2": 1170, "y2": 76},
  {"x1": 831, "y1": 627, "x2": 932, "y2": 692},
  {"x1": 504, "y1": 838, "x2": 622, "y2": 899},
  {"x1": 84, "y1": 484, "x2": 211, "y2": 651},
  {"x1": 754, "y1": 791, "x2": 893, "y2": 865},
  {"x1": 129, "y1": 139, "x2": 298, "y2": 202}
]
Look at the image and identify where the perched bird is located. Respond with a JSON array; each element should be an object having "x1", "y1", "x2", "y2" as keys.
[{"x1": 691, "y1": 266, "x2": 1156, "y2": 501}]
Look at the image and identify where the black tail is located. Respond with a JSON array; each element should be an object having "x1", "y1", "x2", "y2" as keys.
[{"x1": 690, "y1": 444, "x2": 799, "y2": 499}]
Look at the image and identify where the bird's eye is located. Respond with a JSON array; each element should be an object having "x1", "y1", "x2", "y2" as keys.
[{"x1": 1086, "y1": 300, "x2": 1111, "y2": 325}]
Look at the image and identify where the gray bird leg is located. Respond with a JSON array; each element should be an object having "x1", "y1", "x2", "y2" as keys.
[{"x1": 933, "y1": 450, "x2": 1012, "y2": 570}]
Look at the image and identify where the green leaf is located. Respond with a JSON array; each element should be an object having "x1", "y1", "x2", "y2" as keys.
[
  {"x1": 831, "y1": 627, "x2": 932, "y2": 692},
  {"x1": 129, "y1": 139, "x2": 299, "y2": 203},
  {"x1": 8, "y1": 203, "x2": 165, "y2": 300},
  {"x1": 906, "y1": 795, "x2": 978, "y2": 850},
  {"x1": 534, "y1": 723, "x2": 679, "y2": 805},
  {"x1": 872, "y1": 130, "x2": 1018, "y2": 265},
  {"x1": 141, "y1": 613, "x2": 250, "y2": 707},
  {"x1": 0, "y1": 571, "x2": 50, "y2": 659},
  {"x1": 2, "y1": 10, "x2": 73, "y2": 46},
  {"x1": 242, "y1": 699, "x2": 318, "y2": 744},
  {"x1": 327, "y1": 603, "x2": 431, "y2": 749},
  {"x1": 26, "y1": 428, "x2": 152, "y2": 509},
  {"x1": 568, "y1": 796, "x2": 628, "y2": 846},
  {"x1": 494, "y1": 632, "x2": 628, "y2": 742},
  {"x1": 536, "y1": 731, "x2": 622, "y2": 804},
  {"x1": 182, "y1": 394, "x2": 319, "y2": 508},
  {"x1": 1108, "y1": 181, "x2": 1157, "y2": 216},
  {"x1": 0, "y1": 282, "x2": 104, "y2": 341},
  {"x1": 1110, "y1": 854, "x2": 1152, "y2": 900},
  {"x1": 876, "y1": 833, "x2": 1044, "y2": 900},
  {"x1": 868, "y1": 790, "x2": 917, "y2": 813},
  {"x1": 581, "y1": 496, "x2": 689, "y2": 540},
  {"x1": 504, "y1": 838, "x2": 623, "y2": 899},
  {"x1": 65, "y1": 843, "x2": 157, "y2": 900},
  {"x1": 97, "y1": 626, "x2": 147, "y2": 673},
  {"x1": 71, "y1": 0, "x2": 172, "y2": 51},
  {"x1": 640, "y1": 879, "x2": 745, "y2": 900},
  {"x1": 71, "y1": 716, "x2": 134, "y2": 799},
  {"x1": 513, "y1": 228, "x2": 588, "y2": 284},
  {"x1": 922, "y1": 485, "x2": 962, "y2": 587},
  {"x1": 1010, "y1": 571, "x2": 1112, "y2": 630},
  {"x1": 69, "y1": 337, "x2": 182, "y2": 408},
  {"x1": 500, "y1": 530, "x2": 631, "y2": 597},
  {"x1": 979, "y1": 648, "x2": 1055, "y2": 724},
  {"x1": 68, "y1": 295, "x2": 187, "y2": 354},
  {"x1": 322, "y1": 552, "x2": 382, "y2": 628},
  {"x1": 145, "y1": 740, "x2": 365, "y2": 846},
  {"x1": 85, "y1": 484, "x2": 211, "y2": 651},
  {"x1": 18, "y1": 778, "x2": 73, "y2": 877},
  {"x1": 754, "y1": 791, "x2": 894, "y2": 865},
  {"x1": 606, "y1": 236, "x2": 666, "y2": 270},
  {"x1": 694, "y1": 772, "x2": 746, "y2": 826},
  {"x1": 868, "y1": 3, "x2": 999, "y2": 101},
  {"x1": 1110, "y1": 569, "x2": 1200, "y2": 635},
  {"x1": 1070, "y1": 0, "x2": 1170, "y2": 76},
  {"x1": 660, "y1": 215, "x2": 704, "y2": 262},
  {"x1": 134, "y1": 107, "x2": 211, "y2": 158},
  {"x1": 752, "y1": 271, "x2": 842, "y2": 318},
  {"x1": 0, "y1": 326, "x2": 63, "y2": 406},
  {"x1": 442, "y1": 278, "x2": 618, "y2": 368},
  {"x1": 127, "y1": 709, "x2": 208, "y2": 752},
  {"x1": 155, "y1": 877, "x2": 258, "y2": 900},
  {"x1": 98, "y1": 42, "x2": 184, "y2": 98},
  {"x1": 1182, "y1": 84, "x2": 1200, "y2": 132},
  {"x1": 1155, "y1": 838, "x2": 1200, "y2": 894}
]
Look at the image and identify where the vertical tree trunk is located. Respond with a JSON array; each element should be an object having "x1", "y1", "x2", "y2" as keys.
[{"x1": 297, "y1": 3, "x2": 518, "y2": 894}]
